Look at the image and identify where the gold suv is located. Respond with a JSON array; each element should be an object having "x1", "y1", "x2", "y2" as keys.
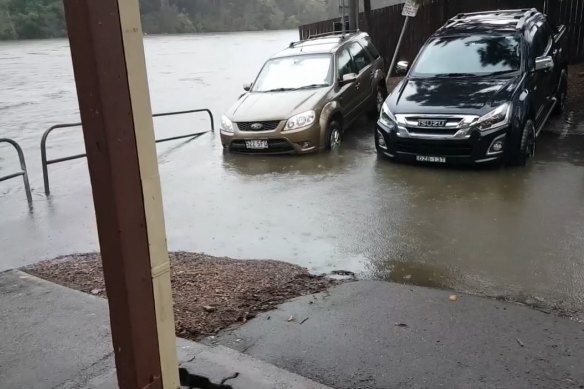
[{"x1": 220, "y1": 31, "x2": 386, "y2": 154}]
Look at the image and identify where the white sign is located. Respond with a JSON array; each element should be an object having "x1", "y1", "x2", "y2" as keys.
[{"x1": 402, "y1": 0, "x2": 419, "y2": 17}]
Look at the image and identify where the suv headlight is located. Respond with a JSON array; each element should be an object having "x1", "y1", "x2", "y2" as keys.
[
  {"x1": 221, "y1": 115, "x2": 234, "y2": 133},
  {"x1": 286, "y1": 110, "x2": 316, "y2": 131},
  {"x1": 475, "y1": 103, "x2": 511, "y2": 131},
  {"x1": 379, "y1": 103, "x2": 397, "y2": 130}
]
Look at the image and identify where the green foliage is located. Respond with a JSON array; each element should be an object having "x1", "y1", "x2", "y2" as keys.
[
  {"x1": 1, "y1": 0, "x2": 65, "y2": 39},
  {"x1": 0, "y1": 0, "x2": 342, "y2": 40}
]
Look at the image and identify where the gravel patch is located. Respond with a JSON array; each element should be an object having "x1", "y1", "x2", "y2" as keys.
[{"x1": 24, "y1": 252, "x2": 336, "y2": 340}]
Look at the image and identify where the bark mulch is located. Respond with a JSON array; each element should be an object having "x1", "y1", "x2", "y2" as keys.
[{"x1": 24, "y1": 252, "x2": 336, "y2": 341}]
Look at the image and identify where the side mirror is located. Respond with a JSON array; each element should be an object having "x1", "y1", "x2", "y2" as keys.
[
  {"x1": 395, "y1": 61, "x2": 409, "y2": 75},
  {"x1": 243, "y1": 83, "x2": 252, "y2": 91},
  {"x1": 535, "y1": 56, "x2": 554, "y2": 72},
  {"x1": 340, "y1": 73, "x2": 358, "y2": 85}
]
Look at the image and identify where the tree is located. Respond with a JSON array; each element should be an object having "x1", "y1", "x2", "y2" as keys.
[
  {"x1": 0, "y1": 0, "x2": 17, "y2": 40},
  {"x1": 0, "y1": 0, "x2": 346, "y2": 40}
]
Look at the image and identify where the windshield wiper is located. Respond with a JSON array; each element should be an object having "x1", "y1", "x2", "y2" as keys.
[
  {"x1": 263, "y1": 88, "x2": 296, "y2": 92},
  {"x1": 435, "y1": 73, "x2": 479, "y2": 78},
  {"x1": 293, "y1": 83, "x2": 330, "y2": 90},
  {"x1": 485, "y1": 70, "x2": 518, "y2": 76}
]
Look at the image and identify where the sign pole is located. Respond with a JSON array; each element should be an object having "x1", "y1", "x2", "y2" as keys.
[
  {"x1": 387, "y1": 16, "x2": 411, "y2": 80},
  {"x1": 386, "y1": 0, "x2": 419, "y2": 85}
]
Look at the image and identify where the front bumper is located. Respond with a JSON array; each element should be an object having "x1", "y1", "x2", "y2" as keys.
[
  {"x1": 221, "y1": 120, "x2": 323, "y2": 155},
  {"x1": 375, "y1": 122, "x2": 508, "y2": 164}
]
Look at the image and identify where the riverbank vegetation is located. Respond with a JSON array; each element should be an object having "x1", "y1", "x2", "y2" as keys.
[{"x1": 0, "y1": 0, "x2": 343, "y2": 40}]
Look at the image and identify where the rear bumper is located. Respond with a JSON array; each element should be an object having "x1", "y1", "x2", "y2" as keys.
[
  {"x1": 375, "y1": 123, "x2": 508, "y2": 165},
  {"x1": 221, "y1": 121, "x2": 323, "y2": 155}
]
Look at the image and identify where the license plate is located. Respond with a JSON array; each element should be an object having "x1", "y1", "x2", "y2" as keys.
[
  {"x1": 245, "y1": 140, "x2": 268, "y2": 149},
  {"x1": 416, "y1": 155, "x2": 446, "y2": 163}
]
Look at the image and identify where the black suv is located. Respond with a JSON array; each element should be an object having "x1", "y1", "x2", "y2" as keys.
[{"x1": 376, "y1": 9, "x2": 568, "y2": 166}]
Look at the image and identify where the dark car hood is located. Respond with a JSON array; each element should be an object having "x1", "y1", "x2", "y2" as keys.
[
  {"x1": 226, "y1": 88, "x2": 330, "y2": 122},
  {"x1": 388, "y1": 75, "x2": 521, "y2": 116}
]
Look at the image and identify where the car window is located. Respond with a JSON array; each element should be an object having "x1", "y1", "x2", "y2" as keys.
[
  {"x1": 337, "y1": 48, "x2": 355, "y2": 79},
  {"x1": 532, "y1": 23, "x2": 552, "y2": 57},
  {"x1": 540, "y1": 22, "x2": 553, "y2": 54},
  {"x1": 348, "y1": 42, "x2": 372, "y2": 73},
  {"x1": 359, "y1": 37, "x2": 381, "y2": 59},
  {"x1": 252, "y1": 54, "x2": 333, "y2": 92},
  {"x1": 411, "y1": 34, "x2": 521, "y2": 77}
]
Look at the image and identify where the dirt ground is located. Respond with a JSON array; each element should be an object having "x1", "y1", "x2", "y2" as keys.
[{"x1": 24, "y1": 252, "x2": 336, "y2": 340}]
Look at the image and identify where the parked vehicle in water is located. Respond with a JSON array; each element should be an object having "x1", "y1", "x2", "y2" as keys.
[
  {"x1": 221, "y1": 31, "x2": 386, "y2": 154},
  {"x1": 376, "y1": 9, "x2": 568, "y2": 166}
]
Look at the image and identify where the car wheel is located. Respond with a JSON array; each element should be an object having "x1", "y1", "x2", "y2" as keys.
[
  {"x1": 508, "y1": 119, "x2": 536, "y2": 166},
  {"x1": 368, "y1": 85, "x2": 387, "y2": 117},
  {"x1": 327, "y1": 121, "x2": 342, "y2": 151},
  {"x1": 553, "y1": 75, "x2": 568, "y2": 115}
]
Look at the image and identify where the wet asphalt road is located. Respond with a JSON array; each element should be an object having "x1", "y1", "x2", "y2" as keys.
[{"x1": 1, "y1": 32, "x2": 584, "y2": 319}]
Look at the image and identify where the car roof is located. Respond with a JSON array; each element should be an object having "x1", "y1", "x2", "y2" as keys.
[
  {"x1": 434, "y1": 8, "x2": 543, "y2": 36},
  {"x1": 272, "y1": 31, "x2": 369, "y2": 58}
]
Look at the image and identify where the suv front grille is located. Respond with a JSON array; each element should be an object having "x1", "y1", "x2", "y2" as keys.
[
  {"x1": 395, "y1": 139, "x2": 473, "y2": 157},
  {"x1": 237, "y1": 120, "x2": 282, "y2": 132},
  {"x1": 396, "y1": 114, "x2": 477, "y2": 137},
  {"x1": 405, "y1": 127, "x2": 459, "y2": 135}
]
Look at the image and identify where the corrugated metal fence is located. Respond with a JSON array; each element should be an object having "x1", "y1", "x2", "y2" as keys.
[{"x1": 299, "y1": 0, "x2": 584, "y2": 65}]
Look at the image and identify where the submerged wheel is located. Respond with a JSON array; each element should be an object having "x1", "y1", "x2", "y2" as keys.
[
  {"x1": 507, "y1": 119, "x2": 536, "y2": 166},
  {"x1": 553, "y1": 74, "x2": 568, "y2": 115},
  {"x1": 327, "y1": 120, "x2": 342, "y2": 151}
]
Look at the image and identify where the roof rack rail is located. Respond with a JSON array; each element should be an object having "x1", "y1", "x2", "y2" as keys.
[
  {"x1": 290, "y1": 29, "x2": 360, "y2": 48},
  {"x1": 516, "y1": 8, "x2": 539, "y2": 29},
  {"x1": 442, "y1": 8, "x2": 539, "y2": 30}
]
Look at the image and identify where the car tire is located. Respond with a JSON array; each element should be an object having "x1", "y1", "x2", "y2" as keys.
[
  {"x1": 326, "y1": 121, "x2": 342, "y2": 151},
  {"x1": 368, "y1": 85, "x2": 387, "y2": 118},
  {"x1": 553, "y1": 73, "x2": 568, "y2": 116},
  {"x1": 507, "y1": 119, "x2": 536, "y2": 166}
]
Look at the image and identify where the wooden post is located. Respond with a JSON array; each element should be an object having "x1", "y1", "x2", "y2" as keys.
[
  {"x1": 63, "y1": 0, "x2": 179, "y2": 388},
  {"x1": 348, "y1": 0, "x2": 359, "y2": 30},
  {"x1": 364, "y1": 0, "x2": 372, "y2": 32}
]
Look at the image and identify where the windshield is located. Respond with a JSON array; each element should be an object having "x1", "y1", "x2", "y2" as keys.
[
  {"x1": 411, "y1": 34, "x2": 522, "y2": 77},
  {"x1": 252, "y1": 54, "x2": 333, "y2": 92}
]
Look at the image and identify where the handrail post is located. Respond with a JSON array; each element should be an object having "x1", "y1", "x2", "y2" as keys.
[
  {"x1": 41, "y1": 129, "x2": 51, "y2": 196},
  {"x1": 207, "y1": 109, "x2": 215, "y2": 132},
  {"x1": 0, "y1": 138, "x2": 33, "y2": 204},
  {"x1": 17, "y1": 143, "x2": 32, "y2": 203}
]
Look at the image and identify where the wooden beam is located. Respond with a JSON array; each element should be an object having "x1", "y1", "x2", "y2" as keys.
[{"x1": 63, "y1": 0, "x2": 179, "y2": 388}]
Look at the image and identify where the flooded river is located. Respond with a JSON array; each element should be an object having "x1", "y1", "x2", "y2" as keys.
[{"x1": 1, "y1": 31, "x2": 584, "y2": 319}]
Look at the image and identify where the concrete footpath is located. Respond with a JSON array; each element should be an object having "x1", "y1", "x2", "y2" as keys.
[
  {"x1": 0, "y1": 270, "x2": 329, "y2": 389},
  {"x1": 1, "y1": 271, "x2": 584, "y2": 389},
  {"x1": 207, "y1": 281, "x2": 584, "y2": 389}
]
